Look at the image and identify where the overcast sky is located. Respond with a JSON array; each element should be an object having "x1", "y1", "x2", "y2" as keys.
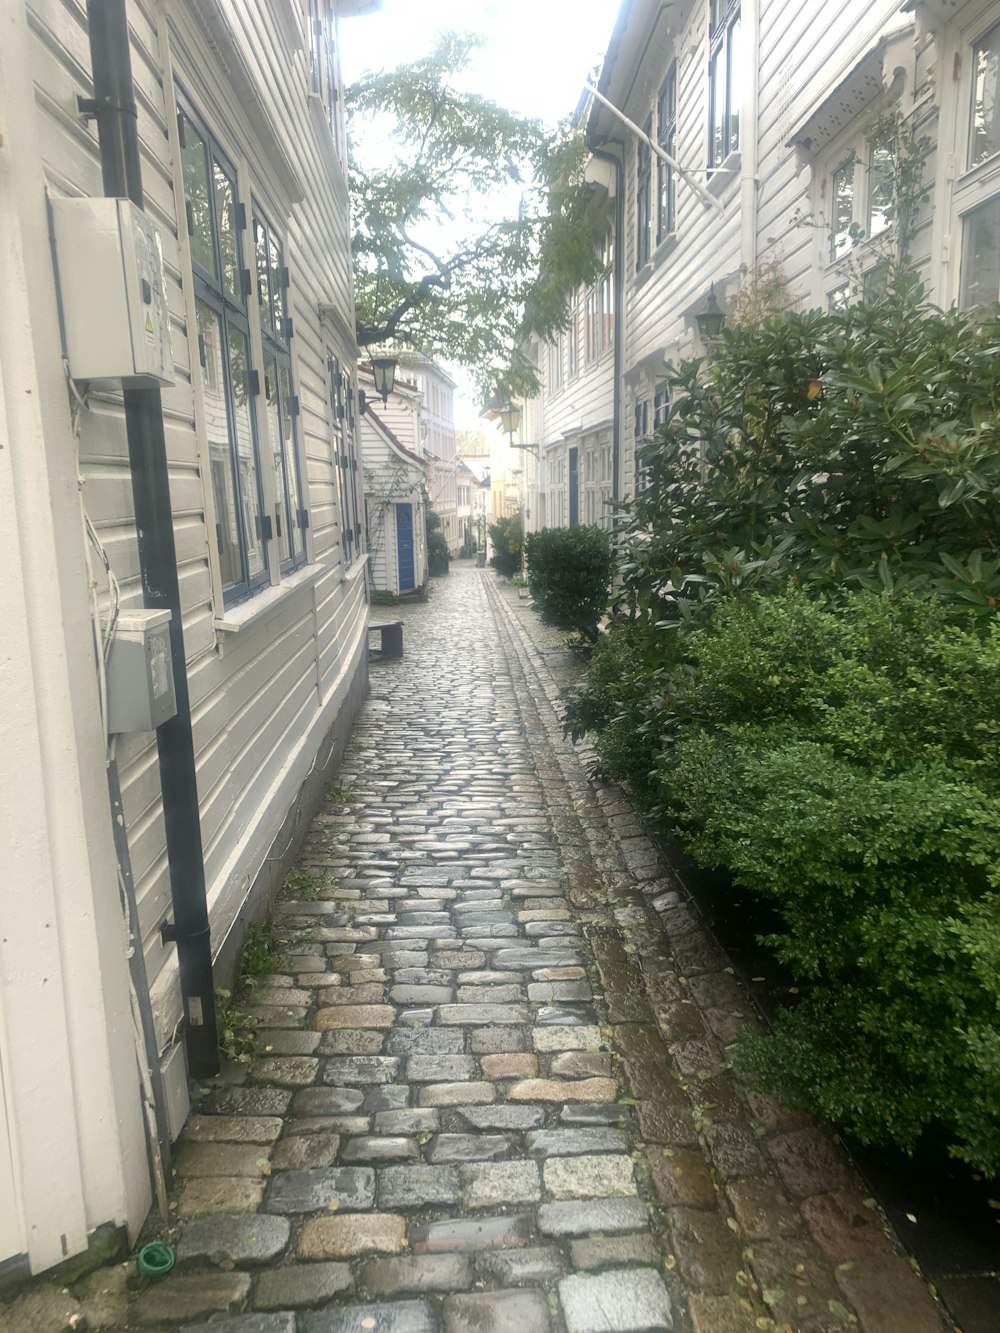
[{"x1": 340, "y1": 0, "x2": 622, "y2": 430}]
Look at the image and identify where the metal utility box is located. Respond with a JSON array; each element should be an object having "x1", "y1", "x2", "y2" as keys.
[
  {"x1": 51, "y1": 195, "x2": 175, "y2": 388},
  {"x1": 107, "y1": 610, "x2": 177, "y2": 734}
]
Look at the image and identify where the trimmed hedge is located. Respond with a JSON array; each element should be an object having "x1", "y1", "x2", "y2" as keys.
[{"x1": 524, "y1": 525, "x2": 612, "y2": 639}]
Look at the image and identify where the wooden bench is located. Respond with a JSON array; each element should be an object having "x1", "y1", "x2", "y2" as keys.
[{"x1": 368, "y1": 618, "x2": 404, "y2": 660}]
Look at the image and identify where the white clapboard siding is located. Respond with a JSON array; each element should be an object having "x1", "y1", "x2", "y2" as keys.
[{"x1": 25, "y1": 0, "x2": 368, "y2": 1058}]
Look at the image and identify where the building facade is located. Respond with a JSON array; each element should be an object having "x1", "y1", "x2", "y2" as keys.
[
  {"x1": 530, "y1": 0, "x2": 986, "y2": 527},
  {"x1": 359, "y1": 387, "x2": 431, "y2": 596},
  {"x1": 0, "y1": 0, "x2": 375, "y2": 1278}
]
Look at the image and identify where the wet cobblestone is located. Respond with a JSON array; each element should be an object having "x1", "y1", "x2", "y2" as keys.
[{"x1": 43, "y1": 564, "x2": 949, "y2": 1333}]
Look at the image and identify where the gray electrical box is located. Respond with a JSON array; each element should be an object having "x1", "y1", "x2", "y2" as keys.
[{"x1": 107, "y1": 610, "x2": 177, "y2": 734}]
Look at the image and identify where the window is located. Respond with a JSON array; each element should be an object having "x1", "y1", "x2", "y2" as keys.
[
  {"x1": 254, "y1": 207, "x2": 307, "y2": 574},
  {"x1": 709, "y1": 0, "x2": 741, "y2": 169},
  {"x1": 548, "y1": 335, "x2": 564, "y2": 392},
  {"x1": 657, "y1": 64, "x2": 677, "y2": 241},
  {"x1": 329, "y1": 354, "x2": 363, "y2": 564},
  {"x1": 568, "y1": 291, "x2": 580, "y2": 379},
  {"x1": 653, "y1": 382, "x2": 670, "y2": 430},
  {"x1": 633, "y1": 398, "x2": 650, "y2": 494},
  {"x1": 956, "y1": 18, "x2": 1000, "y2": 308},
  {"x1": 585, "y1": 232, "x2": 614, "y2": 360},
  {"x1": 308, "y1": 0, "x2": 344, "y2": 155},
  {"x1": 179, "y1": 100, "x2": 269, "y2": 605},
  {"x1": 636, "y1": 118, "x2": 652, "y2": 269},
  {"x1": 819, "y1": 128, "x2": 897, "y2": 303}
]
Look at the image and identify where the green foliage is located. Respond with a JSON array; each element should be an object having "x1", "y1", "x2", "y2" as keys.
[
  {"x1": 284, "y1": 868, "x2": 325, "y2": 900},
  {"x1": 216, "y1": 988, "x2": 258, "y2": 1064},
  {"x1": 325, "y1": 783, "x2": 353, "y2": 804},
  {"x1": 426, "y1": 505, "x2": 450, "y2": 577},
  {"x1": 346, "y1": 34, "x2": 608, "y2": 399},
  {"x1": 239, "y1": 921, "x2": 282, "y2": 984},
  {"x1": 489, "y1": 513, "x2": 523, "y2": 578},
  {"x1": 524, "y1": 525, "x2": 613, "y2": 639},
  {"x1": 215, "y1": 922, "x2": 282, "y2": 1063},
  {"x1": 621, "y1": 289, "x2": 1000, "y2": 627},
  {"x1": 370, "y1": 589, "x2": 403, "y2": 606}
]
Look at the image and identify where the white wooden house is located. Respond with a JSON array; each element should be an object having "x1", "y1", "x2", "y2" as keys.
[
  {"x1": 410, "y1": 360, "x2": 461, "y2": 556},
  {"x1": 359, "y1": 401, "x2": 430, "y2": 596},
  {"x1": 0, "y1": 0, "x2": 376, "y2": 1279},
  {"x1": 531, "y1": 0, "x2": 988, "y2": 519}
]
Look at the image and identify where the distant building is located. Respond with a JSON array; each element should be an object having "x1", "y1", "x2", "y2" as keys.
[{"x1": 359, "y1": 379, "x2": 430, "y2": 596}]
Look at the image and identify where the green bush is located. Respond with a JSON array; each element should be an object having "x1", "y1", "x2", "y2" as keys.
[
  {"x1": 426, "y1": 506, "x2": 449, "y2": 577},
  {"x1": 489, "y1": 513, "x2": 523, "y2": 578},
  {"x1": 663, "y1": 592, "x2": 1000, "y2": 1171},
  {"x1": 524, "y1": 525, "x2": 613, "y2": 639}
]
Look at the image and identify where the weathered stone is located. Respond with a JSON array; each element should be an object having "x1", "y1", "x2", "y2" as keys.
[
  {"x1": 664, "y1": 1207, "x2": 744, "y2": 1294},
  {"x1": 254, "y1": 1262, "x2": 353, "y2": 1309},
  {"x1": 410, "y1": 1214, "x2": 533, "y2": 1253},
  {"x1": 257, "y1": 1030, "x2": 322, "y2": 1055},
  {"x1": 2, "y1": 1285, "x2": 86, "y2": 1333},
  {"x1": 549, "y1": 1051, "x2": 611, "y2": 1079},
  {"x1": 177, "y1": 1177, "x2": 266, "y2": 1217},
  {"x1": 178, "y1": 1213, "x2": 291, "y2": 1266},
  {"x1": 133, "y1": 1272, "x2": 252, "y2": 1324},
  {"x1": 266, "y1": 1167, "x2": 375, "y2": 1213},
  {"x1": 360, "y1": 1254, "x2": 474, "y2": 1296},
  {"x1": 461, "y1": 1160, "x2": 541, "y2": 1206},
  {"x1": 183, "y1": 1116, "x2": 283, "y2": 1144},
  {"x1": 319, "y1": 1030, "x2": 388, "y2": 1055},
  {"x1": 725, "y1": 1178, "x2": 801, "y2": 1242},
  {"x1": 249, "y1": 1057, "x2": 319, "y2": 1087},
  {"x1": 385, "y1": 1028, "x2": 466, "y2": 1056},
  {"x1": 834, "y1": 1252, "x2": 947, "y2": 1333},
  {"x1": 427, "y1": 1134, "x2": 513, "y2": 1163},
  {"x1": 292, "y1": 1087, "x2": 365, "y2": 1117},
  {"x1": 341, "y1": 1136, "x2": 421, "y2": 1163},
  {"x1": 182, "y1": 1312, "x2": 294, "y2": 1333},
  {"x1": 314, "y1": 1005, "x2": 396, "y2": 1030},
  {"x1": 475, "y1": 1247, "x2": 565, "y2": 1283},
  {"x1": 406, "y1": 1054, "x2": 478, "y2": 1082},
  {"x1": 270, "y1": 1133, "x2": 341, "y2": 1170},
  {"x1": 526, "y1": 1128, "x2": 628, "y2": 1158},
  {"x1": 455, "y1": 984, "x2": 524, "y2": 1003},
  {"x1": 377, "y1": 1164, "x2": 462, "y2": 1208},
  {"x1": 469, "y1": 1026, "x2": 529, "y2": 1054},
  {"x1": 174, "y1": 1143, "x2": 271, "y2": 1179},
  {"x1": 437, "y1": 1004, "x2": 530, "y2": 1025},
  {"x1": 648, "y1": 1149, "x2": 717, "y2": 1209},
  {"x1": 686, "y1": 1295, "x2": 761, "y2": 1333},
  {"x1": 703, "y1": 1123, "x2": 768, "y2": 1181},
  {"x1": 452, "y1": 1104, "x2": 545, "y2": 1131},
  {"x1": 444, "y1": 1289, "x2": 551, "y2": 1333},
  {"x1": 374, "y1": 1108, "x2": 440, "y2": 1135},
  {"x1": 558, "y1": 1269, "x2": 672, "y2": 1333},
  {"x1": 480, "y1": 1053, "x2": 538, "y2": 1079},
  {"x1": 363, "y1": 1085, "x2": 411, "y2": 1112},
  {"x1": 322, "y1": 1056, "x2": 401, "y2": 1085},
  {"x1": 509, "y1": 1078, "x2": 616, "y2": 1103},
  {"x1": 560, "y1": 1104, "x2": 632, "y2": 1127},
  {"x1": 297, "y1": 1214, "x2": 407, "y2": 1259},
  {"x1": 538, "y1": 1198, "x2": 649, "y2": 1237},
  {"x1": 800, "y1": 1189, "x2": 894, "y2": 1260},
  {"x1": 570, "y1": 1235, "x2": 660, "y2": 1270},
  {"x1": 419, "y1": 1081, "x2": 495, "y2": 1107},
  {"x1": 301, "y1": 1300, "x2": 434, "y2": 1333},
  {"x1": 543, "y1": 1154, "x2": 637, "y2": 1199},
  {"x1": 767, "y1": 1127, "x2": 860, "y2": 1199},
  {"x1": 634, "y1": 1097, "x2": 697, "y2": 1146}
]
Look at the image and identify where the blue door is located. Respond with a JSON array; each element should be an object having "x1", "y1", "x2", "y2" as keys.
[{"x1": 396, "y1": 503, "x2": 415, "y2": 590}]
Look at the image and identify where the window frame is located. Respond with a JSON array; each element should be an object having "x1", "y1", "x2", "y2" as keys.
[
  {"x1": 815, "y1": 121, "x2": 898, "y2": 309},
  {"x1": 329, "y1": 352, "x2": 364, "y2": 567},
  {"x1": 635, "y1": 117, "x2": 653, "y2": 270},
  {"x1": 656, "y1": 64, "x2": 678, "y2": 243},
  {"x1": 951, "y1": 9, "x2": 1000, "y2": 309},
  {"x1": 708, "y1": 0, "x2": 741, "y2": 170},
  {"x1": 178, "y1": 94, "x2": 271, "y2": 608}
]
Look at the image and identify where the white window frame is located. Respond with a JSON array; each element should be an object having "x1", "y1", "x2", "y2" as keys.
[{"x1": 813, "y1": 118, "x2": 895, "y2": 309}]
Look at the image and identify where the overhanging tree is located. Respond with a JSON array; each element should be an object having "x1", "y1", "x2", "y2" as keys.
[{"x1": 347, "y1": 34, "x2": 608, "y2": 399}]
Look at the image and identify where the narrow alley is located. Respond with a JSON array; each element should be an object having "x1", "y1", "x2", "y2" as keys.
[{"x1": 95, "y1": 564, "x2": 948, "y2": 1333}]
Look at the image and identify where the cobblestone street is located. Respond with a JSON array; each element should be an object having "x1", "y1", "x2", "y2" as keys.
[{"x1": 74, "y1": 564, "x2": 949, "y2": 1333}]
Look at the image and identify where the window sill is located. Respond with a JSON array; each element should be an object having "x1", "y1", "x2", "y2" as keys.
[
  {"x1": 341, "y1": 555, "x2": 369, "y2": 586},
  {"x1": 707, "y1": 150, "x2": 741, "y2": 198},
  {"x1": 215, "y1": 562, "x2": 324, "y2": 636}
]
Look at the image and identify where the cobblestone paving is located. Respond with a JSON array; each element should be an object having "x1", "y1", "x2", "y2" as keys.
[{"x1": 53, "y1": 564, "x2": 951, "y2": 1333}]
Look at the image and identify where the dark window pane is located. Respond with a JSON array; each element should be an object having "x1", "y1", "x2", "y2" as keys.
[
  {"x1": 831, "y1": 159, "x2": 855, "y2": 260},
  {"x1": 263, "y1": 354, "x2": 293, "y2": 566},
  {"x1": 972, "y1": 22, "x2": 1000, "y2": 167},
  {"x1": 255, "y1": 217, "x2": 273, "y2": 337},
  {"x1": 213, "y1": 161, "x2": 241, "y2": 304},
  {"x1": 868, "y1": 138, "x2": 892, "y2": 237},
  {"x1": 270, "y1": 234, "x2": 285, "y2": 336},
  {"x1": 198, "y1": 301, "x2": 241, "y2": 590},
  {"x1": 280, "y1": 363, "x2": 303, "y2": 562},
  {"x1": 961, "y1": 196, "x2": 1000, "y2": 306},
  {"x1": 179, "y1": 115, "x2": 216, "y2": 278},
  {"x1": 226, "y1": 322, "x2": 266, "y2": 581}
]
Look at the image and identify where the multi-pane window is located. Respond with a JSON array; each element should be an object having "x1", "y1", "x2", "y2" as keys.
[
  {"x1": 657, "y1": 65, "x2": 677, "y2": 242},
  {"x1": 653, "y1": 383, "x2": 670, "y2": 431},
  {"x1": 568, "y1": 291, "x2": 580, "y2": 379},
  {"x1": 585, "y1": 233, "x2": 615, "y2": 360},
  {"x1": 179, "y1": 99, "x2": 270, "y2": 605},
  {"x1": 636, "y1": 117, "x2": 652, "y2": 269},
  {"x1": 329, "y1": 354, "x2": 363, "y2": 564},
  {"x1": 633, "y1": 398, "x2": 650, "y2": 494},
  {"x1": 958, "y1": 20, "x2": 1000, "y2": 307},
  {"x1": 709, "y1": 0, "x2": 741, "y2": 169},
  {"x1": 308, "y1": 0, "x2": 343, "y2": 154},
  {"x1": 822, "y1": 133, "x2": 895, "y2": 297},
  {"x1": 548, "y1": 335, "x2": 564, "y2": 392},
  {"x1": 971, "y1": 21, "x2": 1000, "y2": 167},
  {"x1": 254, "y1": 207, "x2": 307, "y2": 574},
  {"x1": 830, "y1": 158, "x2": 855, "y2": 260}
]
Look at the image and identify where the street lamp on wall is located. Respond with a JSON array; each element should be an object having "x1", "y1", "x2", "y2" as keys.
[
  {"x1": 695, "y1": 284, "x2": 725, "y2": 343},
  {"x1": 497, "y1": 402, "x2": 522, "y2": 445},
  {"x1": 359, "y1": 356, "x2": 398, "y2": 414}
]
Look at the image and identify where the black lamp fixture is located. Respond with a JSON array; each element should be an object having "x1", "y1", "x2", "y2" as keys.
[
  {"x1": 497, "y1": 402, "x2": 522, "y2": 443},
  {"x1": 359, "y1": 356, "x2": 398, "y2": 414},
  {"x1": 695, "y1": 283, "x2": 725, "y2": 342}
]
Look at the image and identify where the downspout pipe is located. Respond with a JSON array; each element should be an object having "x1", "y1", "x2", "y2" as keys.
[
  {"x1": 85, "y1": 0, "x2": 219, "y2": 1079},
  {"x1": 591, "y1": 145, "x2": 624, "y2": 514}
]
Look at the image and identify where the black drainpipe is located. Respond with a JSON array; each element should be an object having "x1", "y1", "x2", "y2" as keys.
[
  {"x1": 591, "y1": 144, "x2": 624, "y2": 511},
  {"x1": 85, "y1": 0, "x2": 219, "y2": 1079}
]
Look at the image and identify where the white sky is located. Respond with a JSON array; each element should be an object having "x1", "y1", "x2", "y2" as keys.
[{"x1": 340, "y1": 0, "x2": 622, "y2": 429}]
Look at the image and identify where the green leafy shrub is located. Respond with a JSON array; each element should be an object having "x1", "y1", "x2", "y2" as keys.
[
  {"x1": 489, "y1": 513, "x2": 523, "y2": 578},
  {"x1": 426, "y1": 506, "x2": 450, "y2": 577},
  {"x1": 524, "y1": 525, "x2": 613, "y2": 639},
  {"x1": 662, "y1": 592, "x2": 1000, "y2": 1171}
]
